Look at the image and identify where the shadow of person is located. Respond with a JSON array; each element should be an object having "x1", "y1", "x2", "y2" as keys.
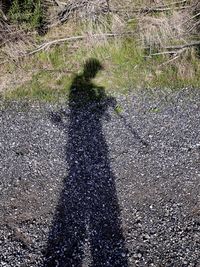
[{"x1": 44, "y1": 59, "x2": 128, "y2": 267}]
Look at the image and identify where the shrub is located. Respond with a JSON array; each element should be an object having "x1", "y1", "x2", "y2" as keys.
[{"x1": 9, "y1": 0, "x2": 43, "y2": 29}]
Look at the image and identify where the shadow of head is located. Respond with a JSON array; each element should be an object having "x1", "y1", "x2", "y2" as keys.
[
  {"x1": 83, "y1": 58, "x2": 103, "y2": 80},
  {"x1": 70, "y1": 58, "x2": 105, "y2": 105}
]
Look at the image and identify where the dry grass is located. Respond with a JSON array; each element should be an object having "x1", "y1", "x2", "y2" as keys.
[
  {"x1": 138, "y1": 11, "x2": 189, "y2": 49},
  {"x1": 0, "y1": 0, "x2": 199, "y2": 97},
  {"x1": 0, "y1": 18, "x2": 34, "y2": 62}
]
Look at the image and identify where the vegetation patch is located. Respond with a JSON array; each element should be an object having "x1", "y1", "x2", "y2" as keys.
[
  {"x1": 9, "y1": 0, "x2": 43, "y2": 30},
  {"x1": 0, "y1": 0, "x2": 199, "y2": 102}
]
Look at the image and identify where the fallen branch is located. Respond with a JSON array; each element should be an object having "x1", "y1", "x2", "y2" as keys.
[
  {"x1": 112, "y1": 2, "x2": 191, "y2": 14},
  {"x1": 37, "y1": 68, "x2": 73, "y2": 73},
  {"x1": 187, "y1": 21, "x2": 200, "y2": 33},
  {"x1": 180, "y1": 11, "x2": 200, "y2": 26},
  {"x1": 28, "y1": 35, "x2": 85, "y2": 55},
  {"x1": 164, "y1": 41, "x2": 200, "y2": 50},
  {"x1": 159, "y1": 55, "x2": 181, "y2": 67},
  {"x1": 145, "y1": 50, "x2": 183, "y2": 57},
  {"x1": 139, "y1": 5, "x2": 191, "y2": 13},
  {"x1": 145, "y1": 41, "x2": 200, "y2": 58},
  {"x1": 27, "y1": 32, "x2": 134, "y2": 56},
  {"x1": 155, "y1": 0, "x2": 188, "y2": 8}
]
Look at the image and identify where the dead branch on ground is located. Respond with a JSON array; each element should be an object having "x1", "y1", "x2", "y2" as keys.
[{"x1": 28, "y1": 31, "x2": 134, "y2": 55}]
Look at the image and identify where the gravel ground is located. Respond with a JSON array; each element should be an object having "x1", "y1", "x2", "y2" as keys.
[{"x1": 0, "y1": 87, "x2": 200, "y2": 267}]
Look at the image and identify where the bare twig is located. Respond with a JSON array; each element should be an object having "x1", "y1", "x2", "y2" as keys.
[
  {"x1": 0, "y1": 9, "x2": 8, "y2": 21},
  {"x1": 145, "y1": 40, "x2": 200, "y2": 58},
  {"x1": 112, "y1": 1, "x2": 191, "y2": 15},
  {"x1": 27, "y1": 32, "x2": 134, "y2": 56},
  {"x1": 187, "y1": 21, "x2": 200, "y2": 33},
  {"x1": 146, "y1": 50, "x2": 182, "y2": 57},
  {"x1": 28, "y1": 35, "x2": 85, "y2": 55},
  {"x1": 159, "y1": 55, "x2": 181, "y2": 66},
  {"x1": 139, "y1": 5, "x2": 191, "y2": 13},
  {"x1": 155, "y1": 0, "x2": 188, "y2": 8},
  {"x1": 145, "y1": 41, "x2": 200, "y2": 57},
  {"x1": 37, "y1": 68, "x2": 73, "y2": 73},
  {"x1": 164, "y1": 41, "x2": 200, "y2": 50},
  {"x1": 180, "y1": 12, "x2": 200, "y2": 26}
]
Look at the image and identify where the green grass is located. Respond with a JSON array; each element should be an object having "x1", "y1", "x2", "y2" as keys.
[
  {"x1": 2, "y1": 38, "x2": 200, "y2": 103},
  {"x1": 9, "y1": 0, "x2": 43, "y2": 30},
  {"x1": 5, "y1": 71, "x2": 71, "y2": 102},
  {"x1": 114, "y1": 104, "x2": 123, "y2": 114},
  {"x1": 90, "y1": 39, "x2": 200, "y2": 92}
]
